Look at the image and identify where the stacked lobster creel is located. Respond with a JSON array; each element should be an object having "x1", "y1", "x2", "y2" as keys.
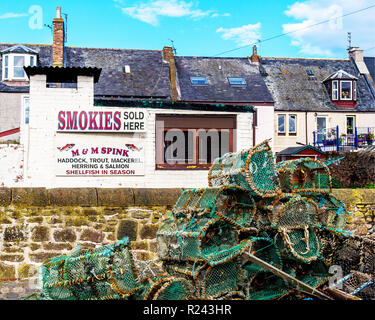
[
  {"x1": 157, "y1": 141, "x2": 297, "y2": 300},
  {"x1": 158, "y1": 140, "x2": 352, "y2": 300},
  {"x1": 156, "y1": 185, "x2": 264, "y2": 299}
]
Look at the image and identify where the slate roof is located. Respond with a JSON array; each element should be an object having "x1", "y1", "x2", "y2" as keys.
[
  {"x1": 1, "y1": 44, "x2": 38, "y2": 54},
  {"x1": 175, "y1": 56, "x2": 274, "y2": 103},
  {"x1": 0, "y1": 44, "x2": 172, "y2": 99},
  {"x1": 261, "y1": 57, "x2": 375, "y2": 112},
  {"x1": 322, "y1": 69, "x2": 358, "y2": 81},
  {"x1": 364, "y1": 57, "x2": 375, "y2": 81}
]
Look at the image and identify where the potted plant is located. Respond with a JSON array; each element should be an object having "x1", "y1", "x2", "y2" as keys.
[
  {"x1": 367, "y1": 132, "x2": 374, "y2": 145},
  {"x1": 358, "y1": 134, "x2": 365, "y2": 146}
]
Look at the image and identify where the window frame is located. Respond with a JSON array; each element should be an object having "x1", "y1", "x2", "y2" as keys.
[
  {"x1": 190, "y1": 76, "x2": 208, "y2": 85},
  {"x1": 332, "y1": 80, "x2": 339, "y2": 101},
  {"x1": 346, "y1": 115, "x2": 355, "y2": 135},
  {"x1": 228, "y1": 77, "x2": 246, "y2": 86},
  {"x1": 13, "y1": 55, "x2": 26, "y2": 79},
  {"x1": 2, "y1": 53, "x2": 37, "y2": 81},
  {"x1": 340, "y1": 80, "x2": 352, "y2": 100},
  {"x1": 155, "y1": 115, "x2": 235, "y2": 170},
  {"x1": 278, "y1": 114, "x2": 286, "y2": 136},
  {"x1": 288, "y1": 114, "x2": 297, "y2": 136}
]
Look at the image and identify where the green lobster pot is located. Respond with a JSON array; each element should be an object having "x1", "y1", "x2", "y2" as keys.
[{"x1": 208, "y1": 140, "x2": 281, "y2": 198}]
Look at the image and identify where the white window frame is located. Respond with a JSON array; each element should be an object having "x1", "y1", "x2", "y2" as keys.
[
  {"x1": 2, "y1": 53, "x2": 37, "y2": 81},
  {"x1": 340, "y1": 80, "x2": 352, "y2": 100},
  {"x1": 21, "y1": 95, "x2": 30, "y2": 126},
  {"x1": 288, "y1": 114, "x2": 297, "y2": 134},
  {"x1": 3, "y1": 54, "x2": 9, "y2": 80},
  {"x1": 353, "y1": 81, "x2": 357, "y2": 101},
  {"x1": 332, "y1": 80, "x2": 338, "y2": 100},
  {"x1": 278, "y1": 114, "x2": 286, "y2": 134},
  {"x1": 346, "y1": 115, "x2": 355, "y2": 135}
]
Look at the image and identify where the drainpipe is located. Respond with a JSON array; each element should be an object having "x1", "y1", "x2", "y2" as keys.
[
  {"x1": 253, "y1": 108, "x2": 258, "y2": 146},
  {"x1": 305, "y1": 111, "x2": 308, "y2": 145}
]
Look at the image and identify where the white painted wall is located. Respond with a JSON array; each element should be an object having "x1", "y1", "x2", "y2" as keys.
[
  {"x1": 274, "y1": 111, "x2": 375, "y2": 152},
  {"x1": 23, "y1": 74, "x2": 255, "y2": 188},
  {"x1": 254, "y1": 106, "x2": 274, "y2": 148},
  {"x1": 0, "y1": 144, "x2": 24, "y2": 187}
]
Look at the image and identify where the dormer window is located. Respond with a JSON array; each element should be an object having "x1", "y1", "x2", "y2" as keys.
[
  {"x1": 323, "y1": 70, "x2": 358, "y2": 107},
  {"x1": 1, "y1": 44, "x2": 38, "y2": 81}
]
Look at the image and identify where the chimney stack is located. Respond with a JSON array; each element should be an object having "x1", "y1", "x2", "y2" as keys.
[
  {"x1": 163, "y1": 46, "x2": 179, "y2": 101},
  {"x1": 348, "y1": 47, "x2": 364, "y2": 63},
  {"x1": 53, "y1": 6, "x2": 65, "y2": 67},
  {"x1": 250, "y1": 45, "x2": 260, "y2": 63}
]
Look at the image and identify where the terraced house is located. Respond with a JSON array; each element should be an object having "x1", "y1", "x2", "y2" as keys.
[
  {"x1": 258, "y1": 47, "x2": 375, "y2": 153},
  {"x1": 0, "y1": 7, "x2": 276, "y2": 188},
  {"x1": 0, "y1": 7, "x2": 374, "y2": 189}
]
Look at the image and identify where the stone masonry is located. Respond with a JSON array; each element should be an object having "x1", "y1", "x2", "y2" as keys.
[{"x1": 0, "y1": 187, "x2": 373, "y2": 300}]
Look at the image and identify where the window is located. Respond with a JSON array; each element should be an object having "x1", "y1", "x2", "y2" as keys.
[
  {"x1": 2, "y1": 54, "x2": 37, "y2": 80},
  {"x1": 346, "y1": 116, "x2": 355, "y2": 135},
  {"x1": 353, "y1": 81, "x2": 357, "y2": 101},
  {"x1": 4, "y1": 55, "x2": 8, "y2": 79},
  {"x1": 124, "y1": 65, "x2": 131, "y2": 73},
  {"x1": 228, "y1": 77, "x2": 246, "y2": 85},
  {"x1": 22, "y1": 96, "x2": 30, "y2": 125},
  {"x1": 156, "y1": 115, "x2": 235, "y2": 169},
  {"x1": 316, "y1": 116, "x2": 327, "y2": 144},
  {"x1": 278, "y1": 114, "x2": 286, "y2": 135},
  {"x1": 306, "y1": 69, "x2": 314, "y2": 76},
  {"x1": 288, "y1": 115, "x2": 297, "y2": 135},
  {"x1": 190, "y1": 76, "x2": 208, "y2": 85},
  {"x1": 332, "y1": 80, "x2": 338, "y2": 100},
  {"x1": 13, "y1": 56, "x2": 25, "y2": 78},
  {"x1": 340, "y1": 81, "x2": 352, "y2": 100}
]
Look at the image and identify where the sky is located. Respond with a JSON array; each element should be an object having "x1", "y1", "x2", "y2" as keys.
[{"x1": 0, "y1": 0, "x2": 374, "y2": 59}]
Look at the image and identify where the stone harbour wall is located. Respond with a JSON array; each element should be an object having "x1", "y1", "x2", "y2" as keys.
[
  {"x1": 0, "y1": 187, "x2": 374, "y2": 300},
  {"x1": 0, "y1": 188, "x2": 181, "y2": 299}
]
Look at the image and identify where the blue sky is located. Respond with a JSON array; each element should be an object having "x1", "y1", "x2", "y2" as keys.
[{"x1": 0, "y1": 0, "x2": 374, "y2": 59}]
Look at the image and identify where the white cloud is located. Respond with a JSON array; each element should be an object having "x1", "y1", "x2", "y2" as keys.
[
  {"x1": 217, "y1": 23, "x2": 261, "y2": 47},
  {"x1": 282, "y1": 0, "x2": 375, "y2": 57},
  {"x1": 119, "y1": 0, "x2": 216, "y2": 26},
  {"x1": 0, "y1": 12, "x2": 28, "y2": 19}
]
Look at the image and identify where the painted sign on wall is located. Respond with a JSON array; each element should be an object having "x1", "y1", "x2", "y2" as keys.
[
  {"x1": 56, "y1": 142, "x2": 145, "y2": 176},
  {"x1": 56, "y1": 108, "x2": 148, "y2": 133}
]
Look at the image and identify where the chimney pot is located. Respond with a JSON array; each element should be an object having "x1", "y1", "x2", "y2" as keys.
[
  {"x1": 56, "y1": 6, "x2": 62, "y2": 19},
  {"x1": 53, "y1": 7, "x2": 65, "y2": 67}
]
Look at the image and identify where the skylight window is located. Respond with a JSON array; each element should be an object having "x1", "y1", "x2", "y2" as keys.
[
  {"x1": 228, "y1": 77, "x2": 246, "y2": 85},
  {"x1": 124, "y1": 65, "x2": 131, "y2": 73},
  {"x1": 306, "y1": 69, "x2": 314, "y2": 76},
  {"x1": 190, "y1": 76, "x2": 208, "y2": 85}
]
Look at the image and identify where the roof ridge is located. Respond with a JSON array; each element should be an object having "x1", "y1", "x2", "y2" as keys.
[
  {"x1": 262, "y1": 56, "x2": 349, "y2": 61},
  {"x1": 0, "y1": 43, "x2": 162, "y2": 52},
  {"x1": 66, "y1": 46, "x2": 161, "y2": 52}
]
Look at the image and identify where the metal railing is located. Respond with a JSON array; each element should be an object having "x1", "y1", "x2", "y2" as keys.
[{"x1": 313, "y1": 126, "x2": 375, "y2": 151}]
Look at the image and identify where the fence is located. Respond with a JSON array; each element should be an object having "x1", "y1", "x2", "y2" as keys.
[{"x1": 313, "y1": 126, "x2": 375, "y2": 152}]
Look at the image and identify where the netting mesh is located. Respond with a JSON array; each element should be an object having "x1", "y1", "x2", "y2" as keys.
[
  {"x1": 28, "y1": 140, "x2": 374, "y2": 301},
  {"x1": 277, "y1": 158, "x2": 331, "y2": 194},
  {"x1": 208, "y1": 140, "x2": 281, "y2": 198},
  {"x1": 39, "y1": 238, "x2": 142, "y2": 300}
]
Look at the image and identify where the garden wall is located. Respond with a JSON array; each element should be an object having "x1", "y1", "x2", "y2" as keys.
[{"x1": 0, "y1": 187, "x2": 373, "y2": 300}]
